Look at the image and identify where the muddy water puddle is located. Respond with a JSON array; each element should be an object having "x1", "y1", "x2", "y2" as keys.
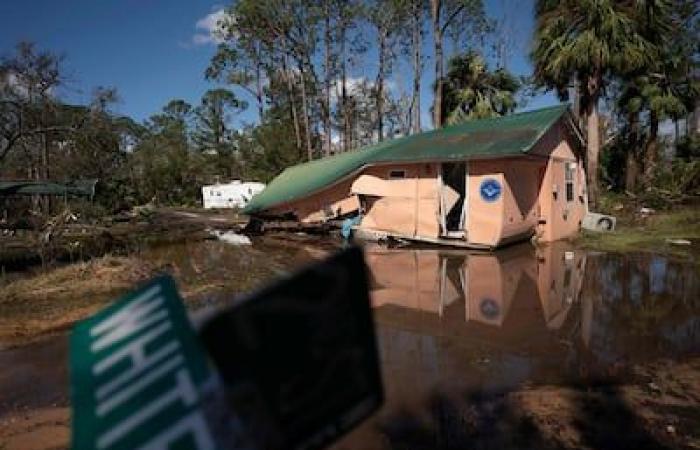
[{"x1": 0, "y1": 238, "x2": 699, "y2": 449}]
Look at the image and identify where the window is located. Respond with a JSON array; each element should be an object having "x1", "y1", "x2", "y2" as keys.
[
  {"x1": 565, "y1": 162, "x2": 575, "y2": 202},
  {"x1": 388, "y1": 170, "x2": 406, "y2": 179}
]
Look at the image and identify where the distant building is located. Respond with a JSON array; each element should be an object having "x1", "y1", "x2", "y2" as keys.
[{"x1": 202, "y1": 180, "x2": 265, "y2": 209}]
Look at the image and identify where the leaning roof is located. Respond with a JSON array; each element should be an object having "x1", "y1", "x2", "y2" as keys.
[
  {"x1": 244, "y1": 104, "x2": 570, "y2": 214},
  {"x1": 0, "y1": 180, "x2": 97, "y2": 197}
]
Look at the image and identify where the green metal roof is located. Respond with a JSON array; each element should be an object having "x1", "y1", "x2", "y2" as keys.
[
  {"x1": 0, "y1": 180, "x2": 97, "y2": 197},
  {"x1": 244, "y1": 104, "x2": 570, "y2": 214}
]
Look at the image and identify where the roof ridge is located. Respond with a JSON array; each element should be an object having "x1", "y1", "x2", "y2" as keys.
[{"x1": 442, "y1": 103, "x2": 569, "y2": 127}]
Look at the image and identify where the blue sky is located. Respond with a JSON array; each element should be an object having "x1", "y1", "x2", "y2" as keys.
[{"x1": 0, "y1": 0, "x2": 558, "y2": 129}]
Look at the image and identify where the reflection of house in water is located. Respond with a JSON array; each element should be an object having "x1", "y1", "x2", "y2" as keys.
[
  {"x1": 366, "y1": 242, "x2": 587, "y2": 334},
  {"x1": 363, "y1": 242, "x2": 590, "y2": 409}
]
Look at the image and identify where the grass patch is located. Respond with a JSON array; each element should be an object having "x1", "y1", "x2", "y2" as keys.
[
  {"x1": 577, "y1": 206, "x2": 700, "y2": 261},
  {"x1": 0, "y1": 256, "x2": 157, "y2": 345}
]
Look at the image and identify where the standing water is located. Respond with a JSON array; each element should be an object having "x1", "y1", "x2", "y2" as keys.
[{"x1": 0, "y1": 238, "x2": 698, "y2": 449}]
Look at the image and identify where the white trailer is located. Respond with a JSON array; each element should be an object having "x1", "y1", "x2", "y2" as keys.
[{"x1": 202, "y1": 180, "x2": 266, "y2": 209}]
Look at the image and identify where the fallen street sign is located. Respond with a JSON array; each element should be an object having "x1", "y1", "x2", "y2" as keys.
[
  {"x1": 70, "y1": 275, "x2": 237, "y2": 450},
  {"x1": 199, "y1": 246, "x2": 383, "y2": 450},
  {"x1": 69, "y1": 248, "x2": 383, "y2": 450}
]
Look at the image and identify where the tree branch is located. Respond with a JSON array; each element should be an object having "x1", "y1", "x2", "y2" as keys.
[{"x1": 441, "y1": 5, "x2": 466, "y2": 35}]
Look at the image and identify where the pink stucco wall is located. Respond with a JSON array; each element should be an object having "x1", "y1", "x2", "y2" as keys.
[{"x1": 467, "y1": 122, "x2": 586, "y2": 246}]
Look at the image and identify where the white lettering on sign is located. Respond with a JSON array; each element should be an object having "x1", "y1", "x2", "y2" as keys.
[
  {"x1": 93, "y1": 318, "x2": 172, "y2": 378},
  {"x1": 97, "y1": 354, "x2": 184, "y2": 417},
  {"x1": 86, "y1": 281, "x2": 217, "y2": 450},
  {"x1": 97, "y1": 369, "x2": 199, "y2": 450},
  {"x1": 137, "y1": 411, "x2": 215, "y2": 450},
  {"x1": 96, "y1": 340, "x2": 180, "y2": 400},
  {"x1": 90, "y1": 285, "x2": 166, "y2": 352}
]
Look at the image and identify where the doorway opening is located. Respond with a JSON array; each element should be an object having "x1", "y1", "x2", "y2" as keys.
[{"x1": 440, "y1": 162, "x2": 467, "y2": 238}]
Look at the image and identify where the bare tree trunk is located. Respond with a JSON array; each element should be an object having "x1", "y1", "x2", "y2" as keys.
[
  {"x1": 674, "y1": 119, "x2": 680, "y2": 145},
  {"x1": 411, "y1": 0, "x2": 422, "y2": 134},
  {"x1": 255, "y1": 44, "x2": 264, "y2": 122},
  {"x1": 298, "y1": 65, "x2": 313, "y2": 161},
  {"x1": 341, "y1": 28, "x2": 350, "y2": 152},
  {"x1": 283, "y1": 55, "x2": 302, "y2": 154},
  {"x1": 41, "y1": 105, "x2": 51, "y2": 214},
  {"x1": 377, "y1": 30, "x2": 386, "y2": 142},
  {"x1": 431, "y1": 0, "x2": 443, "y2": 128},
  {"x1": 586, "y1": 98, "x2": 600, "y2": 209},
  {"x1": 323, "y1": 0, "x2": 332, "y2": 156},
  {"x1": 625, "y1": 150, "x2": 639, "y2": 193},
  {"x1": 625, "y1": 112, "x2": 639, "y2": 192},
  {"x1": 644, "y1": 110, "x2": 659, "y2": 185},
  {"x1": 572, "y1": 78, "x2": 583, "y2": 129}
]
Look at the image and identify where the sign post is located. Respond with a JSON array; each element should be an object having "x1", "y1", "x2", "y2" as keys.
[{"x1": 70, "y1": 276, "x2": 230, "y2": 450}]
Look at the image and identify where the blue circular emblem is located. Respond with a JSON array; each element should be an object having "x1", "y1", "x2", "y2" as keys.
[
  {"x1": 479, "y1": 178, "x2": 502, "y2": 202},
  {"x1": 480, "y1": 298, "x2": 500, "y2": 319}
]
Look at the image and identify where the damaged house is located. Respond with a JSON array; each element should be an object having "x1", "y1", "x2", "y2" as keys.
[{"x1": 244, "y1": 105, "x2": 588, "y2": 249}]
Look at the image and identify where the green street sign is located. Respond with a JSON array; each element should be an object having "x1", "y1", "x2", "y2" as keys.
[{"x1": 70, "y1": 276, "x2": 225, "y2": 450}]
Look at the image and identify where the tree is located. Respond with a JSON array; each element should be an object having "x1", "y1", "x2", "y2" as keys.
[
  {"x1": 0, "y1": 42, "x2": 71, "y2": 173},
  {"x1": 335, "y1": 0, "x2": 364, "y2": 150},
  {"x1": 411, "y1": 0, "x2": 428, "y2": 134},
  {"x1": 439, "y1": 51, "x2": 520, "y2": 124},
  {"x1": 531, "y1": 0, "x2": 656, "y2": 208},
  {"x1": 192, "y1": 89, "x2": 247, "y2": 179},
  {"x1": 366, "y1": 0, "x2": 408, "y2": 142},
  {"x1": 429, "y1": 0, "x2": 488, "y2": 129},
  {"x1": 321, "y1": 0, "x2": 334, "y2": 156},
  {"x1": 207, "y1": 9, "x2": 268, "y2": 123},
  {"x1": 150, "y1": 99, "x2": 193, "y2": 137},
  {"x1": 232, "y1": 0, "x2": 323, "y2": 160},
  {"x1": 192, "y1": 89, "x2": 246, "y2": 153},
  {"x1": 613, "y1": 0, "x2": 698, "y2": 191}
]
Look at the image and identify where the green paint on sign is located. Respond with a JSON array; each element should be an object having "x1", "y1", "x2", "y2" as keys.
[{"x1": 70, "y1": 276, "x2": 219, "y2": 450}]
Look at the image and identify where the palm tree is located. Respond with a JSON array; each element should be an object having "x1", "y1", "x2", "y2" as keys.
[
  {"x1": 617, "y1": 1, "x2": 699, "y2": 188},
  {"x1": 438, "y1": 51, "x2": 520, "y2": 125},
  {"x1": 531, "y1": 0, "x2": 656, "y2": 208}
]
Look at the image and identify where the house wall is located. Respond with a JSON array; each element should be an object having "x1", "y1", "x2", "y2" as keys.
[
  {"x1": 467, "y1": 161, "x2": 506, "y2": 246},
  {"x1": 262, "y1": 162, "x2": 441, "y2": 237},
  {"x1": 468, "y1": 158, "x2": 547, "y2": 247},
  {"x1": 359, "y1": 163, "x2": 440, "y2": 238},
  {"x1": 467, "y1": 121, "x2": 586, "y2": 247},
  {"x1": 264, "y1": 178, "x2": 358, "y2": 222},
  {"x1": 532, "y1": 123, "x2": 588, "y2": 242},
  {"x1": 501, "y1": 159, "x2": 545, "y2": 239}
]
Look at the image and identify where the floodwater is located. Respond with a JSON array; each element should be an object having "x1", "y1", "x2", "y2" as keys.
[
  {"x1": 339, "y1": 242, "x2": 700, "y2": 449},
  {"x1": 0, "y1": 237, "x2": 699, "y2": 449}
]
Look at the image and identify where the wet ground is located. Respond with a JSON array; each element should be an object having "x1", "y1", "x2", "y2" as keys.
[{"x1": 0, "y1": 236, "x2": 699, "y2": 449}]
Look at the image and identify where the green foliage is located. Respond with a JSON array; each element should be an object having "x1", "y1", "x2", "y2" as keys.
[
  {"x1": 606, "y1": 0, "x2": 698, "y2": 191},
  {"x1": 238, "y1": 119, "x2": 305, "y2": 182},
  {"x1": 676, "y1": 134, "x2": 700, "y2": 160},
  {"x1": 440, "y1": 51, "x2": 520, "y2": 124},
  {"x1": 601, "y1": 137, "x2": 628, "y2": 190},
  {"x1": 192, "y1": 89, "x2": 246, "y2": 154},
  {"x1": 644, "y1": 159, "x2": 700, "y2": 204},
  {"x1": 531, "y1": 0, "x2": 655, "y2": 101}
]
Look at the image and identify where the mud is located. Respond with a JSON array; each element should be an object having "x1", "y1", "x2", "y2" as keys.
[{"x1": 0, "y1": 238, "x2": 698, "y2": 449}]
